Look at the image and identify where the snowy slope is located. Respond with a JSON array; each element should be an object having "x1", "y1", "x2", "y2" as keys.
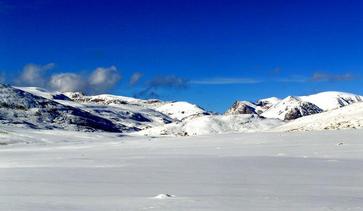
[
  {"x1": 15, "y1": 86, "x2": 70, "y2": 101},
  {"x1": 137, "y1": 114, "x2": 282, "y2": 136},
  {"x1": 261, "y1": 96, "x2": 323, "y2": 120},
  {"x1": 276, "y1": 101, "x2": 363, "y2": 131},
  {"x1": 299, "y1": 91, "x2": 363, "y2": 111}
]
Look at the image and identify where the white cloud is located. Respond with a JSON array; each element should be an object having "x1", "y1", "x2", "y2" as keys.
[
  {"x1": 13, "y1": 64, "x2": 123, "y2": 94},
  {"x1": 49, "y1": 66, "x2": 121, "y2": 93},
  {"x1": 49, "y1": 73, "x2": 85, "y2": 92},
  {"x1": 89, "y1": 66, "x2": 121, "y2": 92},
  {"x1": 18, "y1": 63, "x2": 55, "y2": 87}
]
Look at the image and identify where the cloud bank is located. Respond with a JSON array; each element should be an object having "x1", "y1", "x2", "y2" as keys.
[
  {"x1": 16, "y1": 63, "x2": 121, "y2": 94},
  {"x1": 11, "y1": 63, "x2": 359, "y2": 99}
]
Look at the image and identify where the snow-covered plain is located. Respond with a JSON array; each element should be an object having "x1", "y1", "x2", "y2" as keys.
[{"x1": 1, "y1": 127, "x2": 363, "y2": 210}]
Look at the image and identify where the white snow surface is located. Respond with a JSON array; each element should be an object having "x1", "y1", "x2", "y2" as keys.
[{"x1": 1, "y1": 126, "x2": 363, "y2": 210}]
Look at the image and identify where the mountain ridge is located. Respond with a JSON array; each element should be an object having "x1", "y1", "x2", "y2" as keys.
[
  {"x1": 2, "y1": 84, "x2": 363, "y2": 136},
  {"x1": 225, "y1": 91, "x2": 363, "y2": 120}
]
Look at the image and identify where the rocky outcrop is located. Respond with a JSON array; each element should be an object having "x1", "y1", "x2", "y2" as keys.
[{"x1": 225, "y1": 101, "x2": 257, "y2": 115}]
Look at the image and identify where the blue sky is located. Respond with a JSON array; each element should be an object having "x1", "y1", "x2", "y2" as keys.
[{"x1": 0, "y1": 0, "x2": 362, "y2": 112}]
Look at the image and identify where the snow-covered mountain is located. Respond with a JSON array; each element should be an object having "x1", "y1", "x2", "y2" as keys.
[
  {"x1": 0, "y1": 84, "x2": 123, "y2": 132},
  {"x1": 63, "y1": 91, "x2": 209, "y2": 121},
  {"x1": 225, "y1": 97, "x2": 283, "y2": 116},
  {"x1": 225, "y1": 101, "x2": 257, "y2": 115},
  {"x1": 225, "y1": 91, "x2": 363, "y2": 121},
  {"x1": 298, "y1": 91, "x2": 362, "y2": 111},
  {"x1": 276, "y1": 101, "x2": 363, "y2": 131},
  {"x1": 261, "y1": 96, "x2": 323, "y2": 120},
  {"x1": 2, "y1": 84, "x2": 363, "y2": 135},
  {"x1": 11, "y1": 85, "x2": 209, "y2": 132}
]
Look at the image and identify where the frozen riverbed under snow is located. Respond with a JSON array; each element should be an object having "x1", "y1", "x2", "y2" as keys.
[{"x1": 1, "y1": 128, "x2": 363, "y2": 210}]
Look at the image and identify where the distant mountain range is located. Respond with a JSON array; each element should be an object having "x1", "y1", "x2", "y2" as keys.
[
  {"x1": 1, "y1": 83, "x2": 363, "y2": 136},
  {"x1": 225, "y1": 91, "x2": 362, "y2": 120}
]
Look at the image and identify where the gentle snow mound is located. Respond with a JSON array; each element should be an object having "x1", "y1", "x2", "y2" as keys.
[
  {"x1": 138, "y1": 114, "x2": 282, "y2": 136},
  {"x1": 154, "y1": 101, "x2": 207, "y2": 120}
]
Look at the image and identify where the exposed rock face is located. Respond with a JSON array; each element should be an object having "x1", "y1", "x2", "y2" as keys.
[
  {"x1": 225, "y1": 97, "x2": 282, "y2": 116},
  {"x1": 225, "y1": 101, "x2": 257, "y2": 115},
  {"x1": 261, "y1": 96, "x2": 323, "y2": 120}
]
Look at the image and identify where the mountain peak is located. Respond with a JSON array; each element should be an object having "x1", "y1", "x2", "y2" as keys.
[
  {"x1": 261, "y1": 97, "x2": 323, "y2": 120},
  {"x1": 225, "y1": 101, "x2": 257, "y2": 115}
]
